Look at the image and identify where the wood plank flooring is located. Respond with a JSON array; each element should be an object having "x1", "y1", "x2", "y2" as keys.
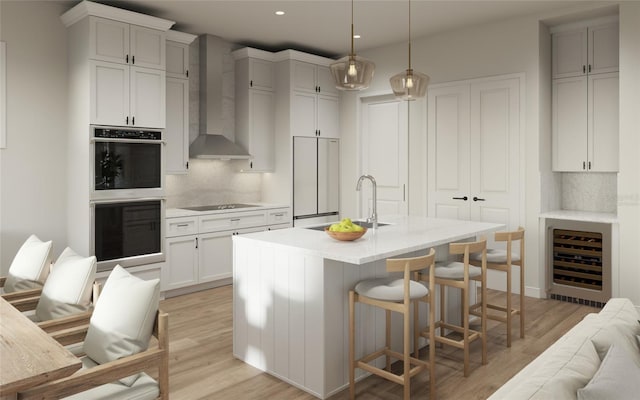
[{"x1": 159, "y1": 285, "x2": 597, "y2": 399}]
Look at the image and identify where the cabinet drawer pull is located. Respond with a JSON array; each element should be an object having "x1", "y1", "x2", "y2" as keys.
[
  {"x1": 132, "y1": 55, "x2": 135, "y2": 65},
  {"x1": 176, "y1": 223, "x2": 190, "y2": 227},
  {"x1": 273, "y1": 213, "x2": 284, "y2": 217},
  {"x1": 126, "y1": 54, "x2": 129, "y2": 64},
  {"x1": 452, "y1": 196, "x2": 468, "y2": 201},
  {"x1": 230, "y1": 218, "x2": 241, "y2": 222},
  {"x1": 195, "y1": 237, "x2": 198, "y2": 249},
  {"x1": 583, "y1": 161, "x2": 586, "y2": 170},
  {"x1": 588, "y1": 161, "x2": 591, "y2": 170},
  {"x1": 473, "y1": 196, "x2": 485, "y2": 202}
]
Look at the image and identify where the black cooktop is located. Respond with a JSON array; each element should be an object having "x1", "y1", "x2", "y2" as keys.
[{"x1": 181, "y1": 204, "x2": 258, "y2": 211}]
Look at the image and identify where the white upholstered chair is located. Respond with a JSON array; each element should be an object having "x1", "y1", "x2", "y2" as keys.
[
  {"x1": 349, "y1": 249, "x2": 437, "y2": 400},
  {"x1": 1, "y1": 234, "x2": 52, "y2": 296},
  {"x1": 19, "y1": 265, "x2": 168, "y2": 400}
]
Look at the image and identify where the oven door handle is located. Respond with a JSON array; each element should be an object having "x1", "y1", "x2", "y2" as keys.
[{"x1": 91, "y1": 138, "x2": 165, "y2": 144}]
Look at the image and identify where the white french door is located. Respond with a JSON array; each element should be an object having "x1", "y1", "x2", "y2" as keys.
[
  {"x1": 360, "y1": 96, "x2": 408, "y2": 219},
  {"x1": 428, "y1": 75, "x2": 522, "y2": 231}
]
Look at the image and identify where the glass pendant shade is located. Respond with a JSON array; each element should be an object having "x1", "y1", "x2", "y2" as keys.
[
  {"x1": 390, "y1": 0, "x2": 429, "y2": 100},
  {"x1": 330, "y1": 54, "x2": 375, "y2": 90},
  {"x1": 390, "y1": 68, "x2": 430, "y2": 100}
]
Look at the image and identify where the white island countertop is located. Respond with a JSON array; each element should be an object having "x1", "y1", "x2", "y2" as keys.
[{"x1": 235, "y1": 215, "x2": 503, "y2": 265}]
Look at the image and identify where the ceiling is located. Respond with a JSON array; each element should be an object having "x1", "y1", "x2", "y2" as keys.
[{"x1": 62, "y1": 0, "x2": 616, "y2": 58}]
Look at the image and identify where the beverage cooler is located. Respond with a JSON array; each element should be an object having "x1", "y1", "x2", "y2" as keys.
[{"x1": 546, "y1": 219, "x2": 612, "y2": 307}]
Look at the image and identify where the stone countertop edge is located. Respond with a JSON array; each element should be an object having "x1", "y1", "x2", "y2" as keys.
[
  {"x1": 539, "y1": 210, "x2": 618, "y2": 224},
  {"x1": 166, "y1": 203, "x2": 290, "y2": 218}
]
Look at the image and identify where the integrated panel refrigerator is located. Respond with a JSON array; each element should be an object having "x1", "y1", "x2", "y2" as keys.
[{"x1": 293, "y1": 136, "x2": 340, "y2": 227}]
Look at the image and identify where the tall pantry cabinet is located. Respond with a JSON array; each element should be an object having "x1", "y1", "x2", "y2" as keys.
[
  {"x1": 551, "y1": 17, "x2": 619, "y2": 172},
  {"x1": 60, "y1": 1, "x2": 174, "y2": 279}
]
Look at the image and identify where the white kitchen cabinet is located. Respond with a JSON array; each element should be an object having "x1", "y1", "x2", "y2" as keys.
[
  {"x1": 166, "y1": 41, "x2": 189, "y2": 79},
  {"x1": 234, "y1": 49, "x2": 276, "y2": 171},
  {"x1": 90, "y1": 60, "x2": 165, "y2": 128},
  {"x1": 552, "y1": 19, "x2": 618, "y2": 79},
  {"x1": 163, "y1": 207, "x2": 290, "y2": 293},
  {"x1": 165, "y1": 31, "x2": 196, "y2": 174},
  {"x1": 290, "y1": 60, "x2": 340, "y2": 138},
  {"x1": 164, "y1": 234, "x2": 199, "y2": 290},
  {"x1": 292, "y1": 61, "x2": 338, "y2": 97},
  {"x1": 292, "y1": 92, "x2": 339, "y2": 138},
  {"x1": 89, "y1": 16, "x2": 166, "y2": 70},
  {"x1": 166, "y1": 77, "x2": 189, "y2": 174},
  {"x1": 552, "y1": 73, "x2": 619, "y2": 172}
]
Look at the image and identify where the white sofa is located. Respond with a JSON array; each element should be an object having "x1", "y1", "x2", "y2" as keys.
[{"x1": 489, "y1": 298, "x2": 640, "y2": 400}]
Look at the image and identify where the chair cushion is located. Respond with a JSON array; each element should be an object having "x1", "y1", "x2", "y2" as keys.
[
  {"x1": 355, "y1": 277, "x2": 428, "y2": 301},
  {"x1": 83, "y1": 265, "x2": 159, "y2": 386},
  {"x1": 435, "y1": 261, "x2": 482, "y2": 280},
  {"x1": 471, "y1": 249, "x2": 520, "y2": 263},
  {"x1": 4, "y1": 234, "x2": 52, "y2": 292},
  {"x1": 577, "y1": 344, "x2": 640, "y2": 400},
  {"x1": 34, "y1": 247, "x2": 96, "y2": 322},
  {"x1": 63, "y1": 357, "x2": 159, "y2": 400}
]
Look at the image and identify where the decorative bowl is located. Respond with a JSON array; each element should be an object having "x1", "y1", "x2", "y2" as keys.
[{"x1": 325, "y1": 226, "x2": 368, "y2": 241}]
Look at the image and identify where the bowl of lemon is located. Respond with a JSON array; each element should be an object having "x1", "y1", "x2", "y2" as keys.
[{"x1": 325, "y1": 218, "x2": 367, "y2": 241}]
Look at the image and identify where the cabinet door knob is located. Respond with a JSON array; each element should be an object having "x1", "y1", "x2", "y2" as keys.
[
  {"x1": 126, "y1": 116, "x2": 129, "y2": 125},
  {"x1": 195, "y1": 237, "x2": 198, "y2": 249},
  {"x1": 186, "y1": 70, "x2": 189, "y2": 78},
  {"x1": 588, "y1": 64, "x2": 591, "y2": 73},
  {"x1": 583, "y1": 65, "x2": 586, "y2": 74},
  {"x1": 473, "y1": 196, "x2": 485, "y2": 202},
  {"x1": 132, "y1": 55, "x2": 135, "y2": 65},
  {"x1": 250, "y1": 80, "x2": 253, "y2": 87},
  {"x1": 132, "y1": 116, "x2": 135, "y2": 125},
  {"x1": 583, "y1": 161, "x2": 586, "y2": 170},
  {"x1": 126, "y1": 54, "x2": 129, "y2": 64},
  {"x1": 588, "y1": 161, "x2": 591, "y2": 170},
  {"x1": 452, "y1": 196, "x2": 468, "y2": 201}
]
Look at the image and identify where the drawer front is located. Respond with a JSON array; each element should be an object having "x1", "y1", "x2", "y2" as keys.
[
  {"x1": 199, "y1": 210, "x2": 267, "y2": 233},
  {"x1": 267, "y1": 208, "x2": 290, "y2": 226},
  {"x1": 166, "y1": 216, "x2": 198, "y2": 237}
]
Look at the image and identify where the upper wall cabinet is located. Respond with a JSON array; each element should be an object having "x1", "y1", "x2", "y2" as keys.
[
  {"x1": 552, "y1": 19, "x2": 619, "y2": 79},
  {"x1": 165, "y1": 30, "x2": 196, "y2": 174},
  {"x1": 89, "y1": 16, "x2": 166, "y2": 70},
  {"x1": 551, "y1": 16, "x2": 619, "y2": 172},
  {"x1": 292, "y1": 61, "x2": 339, "y2": 97},
  {"x1": 62, "y1": 1, "x2": 174, "y2": 129},
  {"x1": 234, "y1": 48, "x2": 276, "y2": 172}
]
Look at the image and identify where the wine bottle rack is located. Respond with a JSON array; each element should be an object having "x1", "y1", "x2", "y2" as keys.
[{"x1": 552, "y1": 229, "x2": 603, "y2": 290}]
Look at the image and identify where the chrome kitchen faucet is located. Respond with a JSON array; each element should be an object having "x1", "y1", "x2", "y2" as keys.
[{"x1": 355, "y1": 175, "x2": 378, "y2": 230}]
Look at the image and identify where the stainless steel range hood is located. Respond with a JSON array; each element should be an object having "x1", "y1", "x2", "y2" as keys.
[{"x1": 189, "y1": 34, "x2": 250, "y2": 160}]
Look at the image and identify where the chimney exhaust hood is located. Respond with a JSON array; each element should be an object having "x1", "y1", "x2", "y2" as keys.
[{"x1": 189, "y1": 34, "x2": 251, "y2": 160}]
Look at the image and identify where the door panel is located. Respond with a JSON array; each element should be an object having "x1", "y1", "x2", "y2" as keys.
[
  {"x1": 470, "y1": 78, "x2": 520, "y2": 231},
  {"x1": 293, "y1": 137, "x2": 318, "y2": 217},
  {"x1": 318, "y1": 138, "x2": 340, "y2": 214},
  {"x1": 427, "y1": 84, "x2": 471, "y2": 220},
  {"x1": 361, "y1": 96, "x2": 408, "y2": 219},
  {"x1": 428, "y1": 75, "x2": 521, "y2": 233},
  {"x1": 292, "y1": 92, "x2": 317, "y2": 137}
]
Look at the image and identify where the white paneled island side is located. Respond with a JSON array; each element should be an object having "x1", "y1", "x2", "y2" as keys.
[{"x1": 232, "y1": 216, "x2": 503, "y2": 399}]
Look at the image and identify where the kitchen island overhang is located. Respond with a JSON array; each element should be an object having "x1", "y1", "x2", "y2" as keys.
[{"x1": 232, "y1": 216, "x2": 504, "y2": 399}]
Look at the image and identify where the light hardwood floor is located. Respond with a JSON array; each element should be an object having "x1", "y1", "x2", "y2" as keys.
[{"x1": 159, "y1": 285, "x2": 596, "y2": 399}]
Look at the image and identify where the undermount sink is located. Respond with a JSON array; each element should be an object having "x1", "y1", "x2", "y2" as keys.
[{"x1": 305, "y1": 221, "x2": 389, "y2": 231}]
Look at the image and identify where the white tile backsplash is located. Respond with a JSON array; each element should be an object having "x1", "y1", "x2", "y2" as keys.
[
  {"x1": 561, "y1": 172, "x2": 617, "y2": 213},
  {"x1": 165, "y1": 159, "x2": 262, "y2": 208}
]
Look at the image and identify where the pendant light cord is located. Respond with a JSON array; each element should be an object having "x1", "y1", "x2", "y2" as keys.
[
  {"x1": 408, "y1": 0, "x2": 412, "y2": 70},
  {"x1": 350, "y1": 0, "x2": 355, "y2": 57}
]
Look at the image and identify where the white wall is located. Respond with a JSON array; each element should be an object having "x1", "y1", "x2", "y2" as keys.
[
  {"x1": 617, "y1": 3, "x2": 640, "y2": 305},
  {"x1": 0, "y1": 1, "x2": 69, "y2": 272}
]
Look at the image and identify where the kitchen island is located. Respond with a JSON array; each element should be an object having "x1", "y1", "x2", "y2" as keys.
[{"x1": 232, "y1": 216, "x2": 503, "y2": 399}]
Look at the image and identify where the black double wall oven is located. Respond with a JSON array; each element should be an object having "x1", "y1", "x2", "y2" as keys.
[{"x1": 90, "y1": 126, "x2": 165, "y2": 272}]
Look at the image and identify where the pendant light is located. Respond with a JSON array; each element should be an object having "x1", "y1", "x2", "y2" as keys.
[
  {"x1": 389, "y1": 0, "x2": 429, "y2": 100},
  {"x1": 329, "y1": 0, "x2": 375, "y2": 91}
]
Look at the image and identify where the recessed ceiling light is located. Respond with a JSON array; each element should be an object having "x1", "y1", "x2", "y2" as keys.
[
  {"x1": 275, "y1": 10, "x2": 285, "y2": 16},
  {"x1": 353, "y1": 34, "x2": 361, "y2": 39}
]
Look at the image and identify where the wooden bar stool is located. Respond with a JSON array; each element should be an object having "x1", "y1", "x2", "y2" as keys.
[
  {"x1": 349, "y1": 248, "x2": 437, "y2": 400},
  {"x1": 432, "y1": 238, "x2": 487, "y2": 377},
  {"x1": 470, "y1": 227, "x2": 525, "y2": 347}
]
